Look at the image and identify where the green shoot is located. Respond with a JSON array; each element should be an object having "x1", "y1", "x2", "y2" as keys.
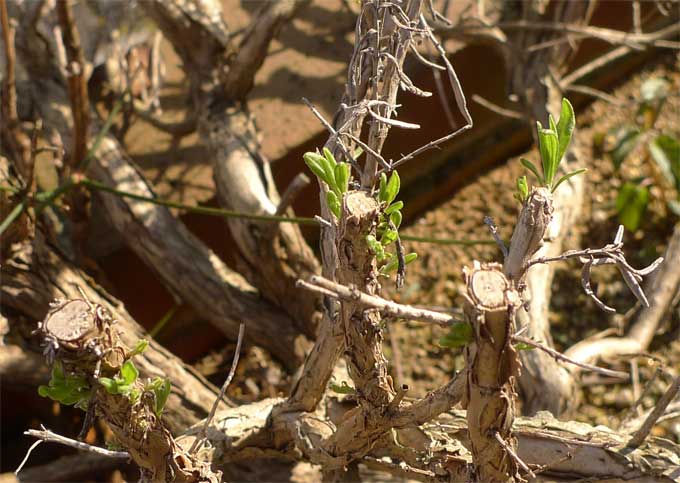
[{"x1": 516, "y1": 98, "x2": 586, "y2": 200}]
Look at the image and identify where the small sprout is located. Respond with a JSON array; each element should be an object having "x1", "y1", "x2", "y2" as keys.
[
  {"x1": 330, "y1": 381, "x2": 355, "y2": 394},
  {"x1": 366, "y1": 234, "x2": 387, "y2": 261},
  {"x1": 129, "y1": 339, "x2": 149, "y2": 358},
  {"x1": 326, "y1": 191, "x2": 341, "y2": 218},
  {"x1": 389, "y1": 210, "x2": 402, "y2": 229},
  {"x1": 551, "y1": 168, "x2": 588, "y2": 193},
  {"x1": 555, "y1": 98, "x2": 575, "y2": 164},
  {"x1": 304, "y1": 149, "x2": 351, "y2": 215},
  {"x1": 38, "y1": 362, "x2": 92, "y2": 410},
  {"x1": 513, "y1": 341, "x2": 536, "y2": 351},
  {"x1": 381, "y1": 228, "x2": 399, "y2": 246},
  {"x1": 520, "y1": 98, "x2": 585, "y2": 193},
  {"x1": 384, "y1": 200, "x2": 403, "y2": 215},
  {"x1": 439, "y1": 322, "x2": 473, "y2": 348},
  {"x1": 379, "y1": 252, "x2": 417, "y2": 275},
  {"x1": 146, "y1": 377, "x2": 172, "y2": 417},
  {"x1": 99, "y1": 360, "x2": 140, "y2": 398},
  {"x1": 515, "y1": 175, "x2": 529, "y2": 202}
]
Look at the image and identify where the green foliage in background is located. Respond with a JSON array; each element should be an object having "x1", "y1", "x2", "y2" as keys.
[
  {"x1": 599, "y1": 77, "x2": 680, "y2": 231},
  {"x1": 516, "y1": 98, "x2": 586, "y2": 202}
]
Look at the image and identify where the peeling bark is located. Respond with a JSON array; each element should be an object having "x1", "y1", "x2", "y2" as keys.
[
  {"x1": 463, "y1": 263, "x2": 521, "y2": 482},
  {"x1": 36, "y1": 299, "x2": 220, "y2": 482}
]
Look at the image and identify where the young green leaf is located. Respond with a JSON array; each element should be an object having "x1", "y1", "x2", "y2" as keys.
[
  {"x1": 366, "y1": 234, "x2": 386, "y2": 261},
  {"x1": 130, "y1": 339, "x2": 149, "y2": 357},
  {"x1": 330, "y1": 381, "x2": 355, "y2": 394},
  {"x1": 551, "y1": 168, "x2": 587, "y2": 193},
  {"x1": 384, "y1": 171, "x2": 400, "y2": 204},
  {"x1": 303, "y1": 153, "x2": 329, "y2": 183},
  {"x1": 384, "y1": 200, "x2": 403, "y2": 215},
  {"x1": 381, "y1": 228, "x2": 398, "y2": 246},
  {"x1": 326, "y1": 191, "x2": 341, "y2": 218},
  {"x1": 548, "y1": 114, "x2": 558, "y2": 135},
  {"x1": 334, "y1": 163, "x2": 350, "y2": 194},
  {"x1": 98, "y1": 377, "x2": 118, "y2": 394},
  {"x1": 404, "y1": 252, "x2": 417, "y2": 264},
  {"x1": 555, "y1": 98, "x2": 575, "y2": 164},
  {"x1": 322, "y1": 147, "x2": 338, "y2": 168},
  {"x1": 520, "y1": 158, "x2": 544, "y2": 185},
  {"x1": 537, "y1": 127, "x2": 559, "y2": 187},
  {"x1": 379, "y1": 172, "x2": 388, "y2": 202},
  {"x1": 120, "y1": 361, "x2": 139, "y2": 386},
  {"x1": 514, "y1": 341, "x2": 536, "y2": 351},
  {"x1": 390, "y1": 210, "x2": 402, "y2": 229},
  {"x1": 516, "y1": 175, "x2": 529, "y2": 201},
  {"x1": 152, "y1": 378, "x2": 171, "y2": 416}
]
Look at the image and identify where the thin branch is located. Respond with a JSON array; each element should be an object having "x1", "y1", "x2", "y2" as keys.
[
  {"x1": 526, "y1": 225, "x2": 664, "y2": 312},
  {"x1": 275, "y1": 172, "x2": 310, "y2": 216},
  {"x1": 190, "y1": 322, "x2": 245, "y2": 454},
  {"x1": 484, "y1": 215, "x2": 508, "y2": 258},
  {"x1": 56, "y1": 0, "x2": 90, "y2": 171},
  {"x1": 494, "y1": 431, "x2": 535, "y2": 479},
  {"x1": 14, "y1": 440, "x2": 43, "y2": 475},
  {"x1": 23, "y1": 427, "x2": 130, "y2": 461},
  {"x1": 512, "y1": 335, "x2": 629, "y2": 379},
  {"x1": 472, "y1": 94, "x2": 524, "y2": 120},
  {"x1": 627, "y1": 376, "x2": 680, "y2": 448},
  {"x1": 563, "y1": 84, "x2": 626, "y2": 106},
  {"x1": 297, "y1": 275, "x2": 459, "y2": 327}
]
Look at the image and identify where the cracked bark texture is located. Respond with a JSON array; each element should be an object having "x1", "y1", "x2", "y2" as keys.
[
  {"x1": 463, "y1": 263, "x2": 521, "y2": 482},
  {"x1": 37, "y1": 300, "x2": 220, "y2": 482}
]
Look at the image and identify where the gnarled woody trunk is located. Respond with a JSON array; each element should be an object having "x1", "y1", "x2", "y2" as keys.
[
  {"x1": 37, "y1": 299, "x2": 219, "y2": 482},
  {"x1": 463, "y1": 262, "x2": 521, "y2": 482}
]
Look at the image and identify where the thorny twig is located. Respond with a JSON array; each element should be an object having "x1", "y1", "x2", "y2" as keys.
[{"x1": 526, "y1": 226, "x2": 664, "y2": 313}]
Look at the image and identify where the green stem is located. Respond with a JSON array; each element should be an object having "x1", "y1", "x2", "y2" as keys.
[
  {"x1": 80, "y1": 178, "x2": 320, "y2": 225},
  {"x1": 0, "y1": 198, "x2": 27, "y2": 236}
]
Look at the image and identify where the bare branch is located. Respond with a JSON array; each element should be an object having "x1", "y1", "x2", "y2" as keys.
[
  {"x1": 472, "y1": 94, "x2": 524, "y2": 120},
  {"x1": 297, "y1": 275, "x2": 458, "y2": 327},
  {"x1": 512, "y1": 336, "x2": 628, "y2": 379},
  {"x1": 627, "y1": 376, "x2": 680, "y2": 448},
  {"x1": 56, "y1": 0, "x2": 90, "y2": 170},
  {"x1": 23, "y1": 427, "x2": 130, "y2": 461},
  {"x1": 191, "y1": 322, "x2": 245, "y2": 454}
]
